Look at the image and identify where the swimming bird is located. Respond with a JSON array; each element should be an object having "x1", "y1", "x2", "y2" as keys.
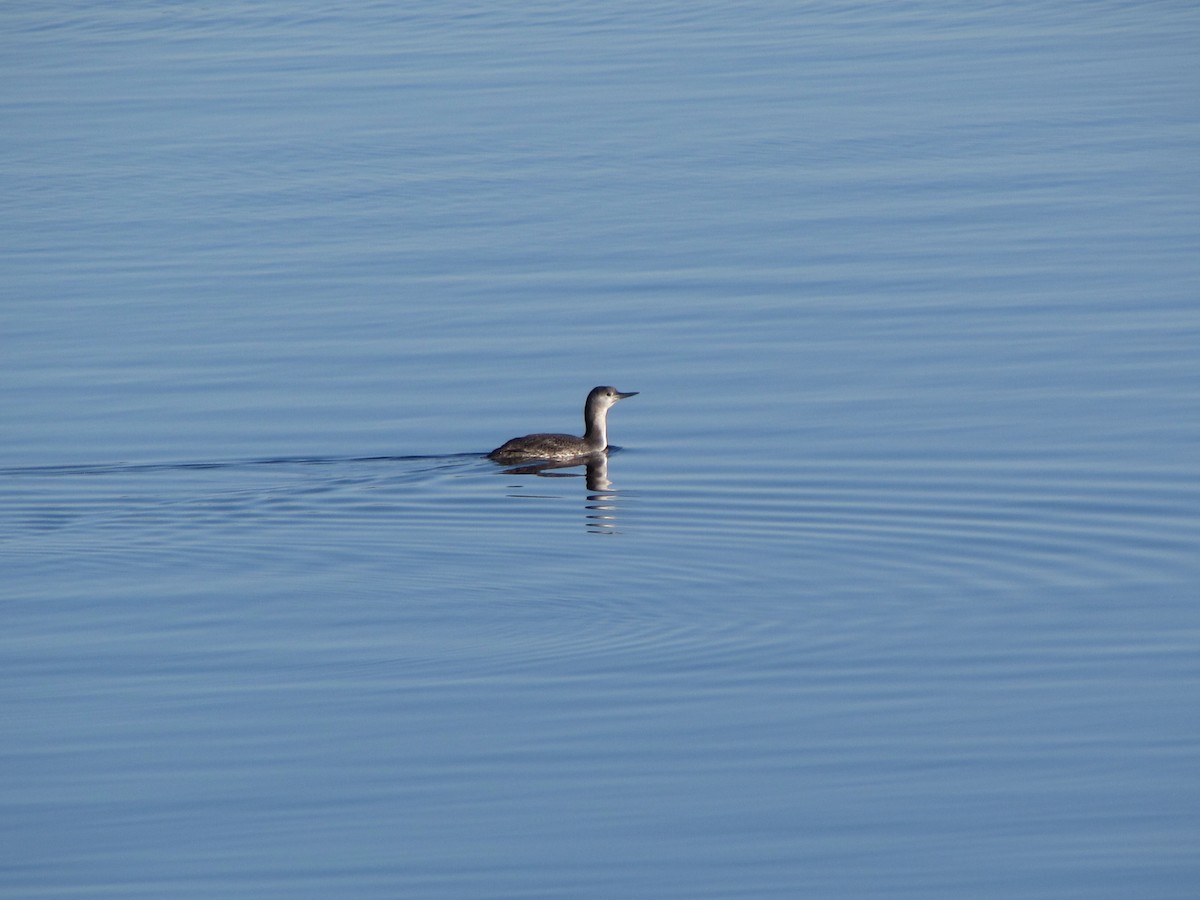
[{"x1": 487, "y1": 385, "x2": 638, "y2": 461}]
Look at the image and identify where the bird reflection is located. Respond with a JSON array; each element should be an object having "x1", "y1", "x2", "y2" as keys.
[{"x1": 492, "y1": 451, "x2": 626, "y2": 534}]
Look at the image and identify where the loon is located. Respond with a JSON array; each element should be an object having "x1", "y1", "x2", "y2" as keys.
[{"x1": 488, "y1": 385, "x2": 639, "y2": 461}]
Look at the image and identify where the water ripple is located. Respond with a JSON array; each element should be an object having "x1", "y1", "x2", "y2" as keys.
[{"x1": 2, "y1": 453, "x2": 1194, "y2": 630}]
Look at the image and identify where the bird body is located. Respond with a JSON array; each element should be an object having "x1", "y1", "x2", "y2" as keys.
[{"x1": 488, "y1": 386, "x2": 638, "y2": 461}]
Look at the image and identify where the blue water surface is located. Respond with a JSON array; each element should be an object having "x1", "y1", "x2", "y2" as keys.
[{"x1": 2, "y1": 2, "x2": 1199, "y2": 898}]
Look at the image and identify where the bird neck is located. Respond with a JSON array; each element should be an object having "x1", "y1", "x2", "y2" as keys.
[{"x1": 583, "y1": 405, "x2": 609, "y2": 450}]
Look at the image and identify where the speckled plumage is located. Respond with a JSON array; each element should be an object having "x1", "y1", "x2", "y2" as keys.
[{"x1": 488, "y1": 385, "x2": 638, "y2": 461}]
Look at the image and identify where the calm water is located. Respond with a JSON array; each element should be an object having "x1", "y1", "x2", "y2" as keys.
[{"x1": 3, "y1": 2, "x2": 1199, "y2": 897}]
